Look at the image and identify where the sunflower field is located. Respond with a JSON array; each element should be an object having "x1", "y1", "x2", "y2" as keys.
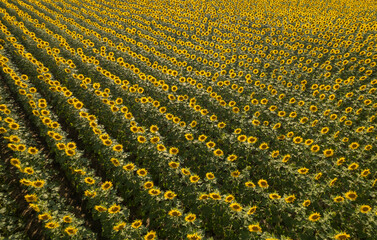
[{"x1": 0, "y1": 0, "x2": 376, "y2": 239}]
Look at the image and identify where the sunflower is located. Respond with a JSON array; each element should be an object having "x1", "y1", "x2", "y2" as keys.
[
  {"x1": 53, "y1": 133, "x2": 63, "y2": 141},
  {"x1": 360, "y1": 205, "x2": 372, "y2": 213},
  {"x1": 32, "y1": 180, "x2": 45, "y2": 188},
  {"x1": 10, "y1": 158, "x2": 21, "y2": 166},
  {"x1": 181, "y1": 168, "x2": 191, "y2": 175},
  {"x1": 248, "y1": 224, "x2": 262, "y2": 232},
  {"x1": 169, "y1": 147, "x2": 179, "y2": 155},
  {"x1": 198, "y1": 135, "x2": 207, "y2": 142},
  {"x1": 237, "y1": 135, "x2": 247, "y2": 142},
  {"x1": 95, "y1": 205, "x2": 107, "y2": 212},
  {"x1": 302, "y1": 200, "x2": 311, "y2": 207},
  {"x1": 333, "y1": 196, "x2": 344, "y2": 203},
  {"x1": 185, "y1": 213, "x2": 196, "y2": 222},
  {"x1": 247, "y1": 136, "x2": 258, "y2": 143},
  {"x1": 9, "y1": 122, "x2": 19, "y2": 130},
  {"x1": 124, "y1": 113, "x2": 133, "y2": 119},
  {"x1": 142, "y1": 181, "x2": 154, "y2": 189},
  {"x1": 330, "y1": 114, "x2": 338, "y2": 120},
  {"x1": 308, "y1": 212, "x2": 321, "y2": 222},
  {"x1": 65, "y1": 148, "x2": 76, "y2": 156},
  {"x1": 348, "y1": 163, "x2": 359, "y2": 170},
  {"x1": 101, "y1": 181, "x2": 113, "y2": 190},
  {"x1": 185, "y1": 134, "x2": 194, "y2": 141},
  {"x1": 108, "y1": 204, "x2": 121, "y2": 214},
  {"x1": 113, "y1": 222, "x2": 126, "y2": 231},
  {"x1": 269, "y1": 193, "x2": 281, "y2": 199},
  {"x1": 83, "y1": 189, "x2": 96, "y2": 198},
  {"x1": 0, "y1": 127, "x2": 7, "y2": 134},
  {"x1": 258, "y1": 179, "x2": 269, "y2": 188},
  {"x1": 311, "y1": 145, "x2": 320, "y2": 152},
  {"x1": 278, "y1": 111, "x2": 286, "y2": 117},
  {"x1": 137, "y1": 169, "x2": 148, "y2": 177},
  {"x1": 298, "y1": 168, "x2": 309, "y2": 174},
  {"x1": 336, "y1": 157, "x2": 345, "y2": 166},
  {"x1": 144, "y1": 230, "x2": 156, "y2": 240},
  {"x1": 8, "y1": 135, "x2": 19, "y2": 143},
  {"x1": 291, "y1": 136, "x2": 303, "y2": 144},
  {"x1": 245, "y1": 181, "x2": 256, "y2": 188},
  {"x1": 84, "y1": 177, "x2": 95, "y2": 185},
  {"x1": 247, "y1": 206, "x2": 257, "y2": 215},
  {"x1": 136, "y1": 136, "x2": 146, "y2": 143},
  {"x1": 24, "y1": 167, "x2": 34, "y2": 175},
  {"x1": 110, "y1": 105, "x2": 119, "y2": 112},
  {"x1": 156, "y1": 144, "x2": 166, "y2": 151},
  {"x1": 300, "y1": 117, "x2": 309, "y2": 124},
  {"x1": 0, "y1": 104, "x2": 7, "y2": 111},
  {"x1": 168, "y1": 209, "x2": 182, "y2": 217},
  {"x1": 190, "y1": 175, "x2": 200, "y2": 183},
  {"x1": 149, "y1": 188, "x2": 161, "y2": 196},
  {"x1": 309, "y1": 105, "x2": 318, "y2": 112},
  {"x1": 366, "y1": 126, "x2": 375, "y2": 133},
  {"x1": 289, "y1": 111, "x2": 297, "y2": 119},
  {"x1": 131, "y1": 220, "x2": 142, "y2": 229},
  {"x1": 190, "y1": 121, "x2": 197, "y2": 128},
  {"x1": 209, "y1": 192, "x2": 221, "y2": 200},
  {"x1": 187, "y1": 233, "x2": 202, "y2": 240},
  {"x1": 164, "y1": 191, "x2": 177, "y2": 200},
  {"x1": 323, "y1": 149, "x2": 334, "y2": 157},
  {"x1": 271, "y1": 150, "x2": 280, "y2": 158},
  {"x1": 28, "y1": 203, "x2": 39, "y2": 212},
  {"x1": 79, "y1": 111, "x2": 88, "y2": 118},
  {"x1": 102, "y1": 139, "x2": 112, "y2": 146},
  {"x1": 285, "y1": 195, "x2": 296, "y2": 203},
  {"x1": 123, "y1": 163, "x2": 135, "y2": 171},
  {"x1": 112, "y1": 144, "x2": 123, "y2": 152},
  {"x1": 328, "y1": 177, "x2": 338, "y2": 187},
  {"x1": 349, "y1": 142, "x2": 360, "y2": 150},
  {"x1": 258, "y1": 142, "x2": 269, "y2": 150},
  {"x1": 110, "y1": 158, "x2": 120, "y2": 167},
  {"x1": 213, "y1": 149, "x2": 223, "y2": 157},
  {"x1": 38, "y1": 213, "x2": 52, "y2": 221},
  {"x1": 304, "y1": 139, "x2": 314, "y2": 146},
  {"x1": 231, "y1": 170, "x2": 240, "y2": 178},
  {"x1": 225, "y1": 195, "x2": 235, "y2": 203},
  {"x1": 364, "y1": 145, "x2": 373, "y2": 151},
  {"x1": 229, "y1": 203, "x2": 242, "y2": 212},
  {"x1": 45, "y1": 221, "x2": 59, "y2": 229},
  {"x1": 282, "y1": 155, "x2": 291, "y2": 163},
  {"x1": 286, "y1": 132, "x2": 294, "y2": 138},
  {"x1": 149, "y1": 136, "x2": 159, "y2": 144},
  {"x1": 198, "y1": 193, "x2": 209, "y2": 200},
  {"x1": 361, "y1": 169, "x2": 371, "y2": 177},
  {"x1": 204, "y1": 172, "x2": 215, "y2": 180},
  {"x1": 234, "y1": 128, "x2": 242, "y2": 134},
  {"x1": 334, "y1": 232, "x2": 350, "y2": 240},
  {"x1": 17, "y1": 144, "x2": 26, "y2": 152},
  {"x1": 168, "y1": 161, "x2": 179, "y2": 169},
  {"x1": 66, "y1": 142, "x2": 76, "y2": 149},
  {"x1": 74, "y1": 102, "x2": 83, "y2": 109},
  {"x1": 60, "y1": 215, "x2": 72, "y2": 224}
]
